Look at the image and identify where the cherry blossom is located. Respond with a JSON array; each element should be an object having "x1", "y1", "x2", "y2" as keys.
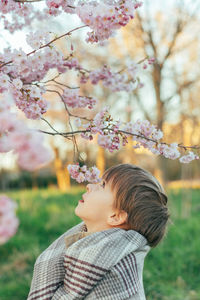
[
  {"x1": 75, "y1": 109, "x2": 199, "y2": 174},
  {"x1": 67, "y1": 164, "x2": 101, "y2": 183},
  {"x1": 157, "y1": 143, "x2": 181, "y2": 160},
  {"x1": 0, "y1": 195, "x2": 19, "y2": 245},
  {"x1": 0, "y1": 0, "x2": 142, "y2": 40},
  {"x1": 89, "y1": 65, "x2": 139, "y2": 92},
  {"x1": 0, "y1": 97, "x2": 53, "y2": 171},
  {"x1": 26, "y1": 30, "x2": 52, "y2": 50},
  {"x1": 76, "y1": 0, "x2": 142, "y2": 43},
  {"x1": 62, "y1": 88, "x2": 97, "y2": 109},
  {"x1": 0, "y1": 0, "x2": 49, "y2": 33},
  {"x1": 179, "y1": 151, "x2": 199, "y2": 164}
]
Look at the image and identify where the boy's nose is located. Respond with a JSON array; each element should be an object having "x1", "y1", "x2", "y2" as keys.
[{"x1": 86, "y1": 184, "x2": 92, "y2": 192}]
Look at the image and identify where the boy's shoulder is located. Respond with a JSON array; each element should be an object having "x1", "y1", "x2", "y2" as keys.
[{"x1": 36, "y1": 222, "x2": 85, "y2": 264}]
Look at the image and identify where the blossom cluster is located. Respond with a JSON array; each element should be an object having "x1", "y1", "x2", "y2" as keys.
[
  {"x1": 0, "y1": 30, "x2": 151, "y2": 121},
  {"x1": 1, "y1": 0, "x2": 142, "y2": 43},
  {"x1": 0, "y1": 0, "x2": 48, "y2": 34},
  {"x1": 0, "y1": 95, "x2": 53, "y2": 171},
  {"x1": 0, "y1": 71, "x2": 48, "y2": 120},
  {"x1": 179, "y1": 151, "x2": 199, "y2": 164},
  {"x1": 79, "y1": 107, "x2": 126, "y2": 151},
  {"x1": 0, "y1": 42, "x2": 74, "y2": 119},
  {"x1": 0, "y1": 195, "x2": 19, "y2": 245},
  {"x1": 62, "y1": 88, "x2": 97, "y2": 109},
  {"x1": 76, "y1": 0, "x2": 143, "y2": 43},
  {"x1": 67, "y1": 59, "x2": 154, "y2": 93},
  {"x1": 122, "y1": 120, "x2": 199, "y2": 162},
  {"x1": 89, "y1": 64, "x2": 139, "y2": 92},
  {"x1": 26, "y1": 30, "x2": 52, "y2": 50},
  {"x1": 75, "y1": 108, "x2": 199, "y2": 164},
  {"x1": 60, "y1": 59, "x2": 146, "y2": 93},
  {"x1": 67, "y1": 164, "x2": 101, "y2": 183},
  {"x1": 46, "y1": 0, "x2": 76, "y2": 16}
]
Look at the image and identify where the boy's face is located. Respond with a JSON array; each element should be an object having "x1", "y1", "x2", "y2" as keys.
[{"x1": 75, "y1": 179, "x2": 117, "y2": 232}]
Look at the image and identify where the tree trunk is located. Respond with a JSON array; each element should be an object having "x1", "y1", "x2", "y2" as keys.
[{"x1": 54, "y1": 148, "x2": 70, "y2": 191}]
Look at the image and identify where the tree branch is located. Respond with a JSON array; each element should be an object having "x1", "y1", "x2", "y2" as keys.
[
  {"x1": 39, "y1": 127, "x2": 200, "y2": 150},
  {"x1": 0, "y1": 25, "x2": 88, "y2": 69},
  {"x1": 133, "y1": 92, "x2": 151, "y2": 121},
  {"x1": 164, "y1": 78, "x2": 200, "y2": 104},
  {"x1": 160, "y1": 21, "x2": 183, "y2": 68}
]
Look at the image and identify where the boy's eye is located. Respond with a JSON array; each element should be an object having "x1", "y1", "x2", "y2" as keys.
[{"x1": 100, "y1": 181, "x2": 105, "y2": 188}]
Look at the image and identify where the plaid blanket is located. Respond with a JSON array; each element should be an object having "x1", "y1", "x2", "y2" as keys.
[{"x1": 27, "y1": 222, "x2": 150, "y2": 300}]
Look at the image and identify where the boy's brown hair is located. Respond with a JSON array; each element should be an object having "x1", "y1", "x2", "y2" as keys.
[{"x1": 103, "y1": 164, "x2": 169, "y2": 247}]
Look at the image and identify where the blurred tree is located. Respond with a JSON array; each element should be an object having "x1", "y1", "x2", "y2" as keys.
[{"x1": 108, "y1": 0, "x2": 200, "y2": 185}]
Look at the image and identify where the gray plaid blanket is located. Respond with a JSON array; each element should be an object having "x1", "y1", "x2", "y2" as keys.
[{"x1": 27, "y1": 222, "x2": 150, "y2": 300}]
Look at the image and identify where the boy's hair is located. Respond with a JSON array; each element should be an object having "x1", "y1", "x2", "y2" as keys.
[{"x1": 103, "y1": 164, "x2": 169, "y2": 247}]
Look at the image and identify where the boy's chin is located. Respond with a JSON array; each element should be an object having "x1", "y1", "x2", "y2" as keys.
[{"x1": 74, "y1": 205, "x2": 83, "y2": 218}]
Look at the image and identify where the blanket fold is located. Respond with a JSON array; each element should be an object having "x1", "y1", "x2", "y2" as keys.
[{"x1": 27, "y1": 223, "x2": 150, "y2": 300}]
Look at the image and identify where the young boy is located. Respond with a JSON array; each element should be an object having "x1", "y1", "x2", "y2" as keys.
[{"x1": 27, "y1": 164, "x2": 169, "y2": 300}]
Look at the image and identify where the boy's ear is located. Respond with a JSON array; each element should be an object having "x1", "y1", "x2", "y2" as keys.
[{"x1": 107, "y1": 210, "x2": 128, "y2": 227}]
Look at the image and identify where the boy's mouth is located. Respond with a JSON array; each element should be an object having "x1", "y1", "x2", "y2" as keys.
[{"x1": 79, "y1": 195, "x2": 85, "y2": 203}]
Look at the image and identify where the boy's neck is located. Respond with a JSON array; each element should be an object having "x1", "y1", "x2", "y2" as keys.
[
  {"x1": 84, "y1": 222, "x2": 112, "y2": 233},
  {"x1": 84, "y1": 222, "x2": 128, "y2": 233}
]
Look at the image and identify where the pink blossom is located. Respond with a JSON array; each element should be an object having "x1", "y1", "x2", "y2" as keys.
[
  {"x1": 85, "y1": 166, "x2": 101, "y2": 183},
  {"x1": 12, "y1": 78, "x2": 23, "y2": 90},
  {"x1": 123, "y1": 119, "x2": 163, "y2": 142},
  {"x1": 62, "y1": 88, "x2": 97, "y2": 109},
  {"x1": 0, "y1": 73, "x2": 10, "y2": 89},
  {"x1": 89, "y1": 64, "x2": 139, "y2": 92},
  {"x1": 67, "y1": 164, "x2": 80, "y2": 179},
  {"x1": 76, "y1": 1, "x2": 142, "y2": 43},
  {"x1": 148, "y1": 57, "x2": 156, "y2": 64},
  {"x1": 0, "y1": 195, "x2": 19, "y2": 245},
  {"x1": 61, "y1": 0, "x2": 75, "y2": 14},
  {"x1": 0, "y1": 1, "x2": 48, "y2": 34},
  {"x1": 0, "y1": 195, "x2": 17, "y2": 214},
  {"x1": 0, "y1": 107, "x2": 53, "y2": 171},
  {"x1": 63, "y1": 58, "x2": 80, "y2": 70},
  {"x1": 17, "y1": 144, "x2": 53, "y2": 171},
  {"x1": 26, "y1": 30, "x2": 52, "y2": 50},
  {"x1": 76, "y1": 172, "x2": 85, "y2": 183},
  {"x1": 98, "y1": 134, "x2": 120, "y2": 152},
  {"x1": 179, "y1": 151, "x2": 199, "y2": 163},
  {"x1": 157, "y1": 143, "x2": 181, "y2": 160},
  {"x1": 67, "y1": 164, "x2": 101, "y2": 183}
]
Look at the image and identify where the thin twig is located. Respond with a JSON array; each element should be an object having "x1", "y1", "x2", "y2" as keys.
[
  {"x1": 45, "y1": 84, "x2": 65, "y2": 92},
  {"x1": 53, "y1": 79, "x2": 79, "y2": 89},
  {"x1": 41, "y1": 118, "x2": 61, "y2": 134},
  {"x1": 46, "y1": 89, "x2": 71, "y2": 116}
]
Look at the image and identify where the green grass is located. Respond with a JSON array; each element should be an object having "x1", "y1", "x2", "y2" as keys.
[
  {"x1": 144, "y1": 189, "x2": 200, "y2": 300},
  {"x1": 0, "y1": 188, "x2": 200, "y2": 300}
]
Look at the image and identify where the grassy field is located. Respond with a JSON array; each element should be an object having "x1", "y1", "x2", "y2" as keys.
[{"x1": 0, "y1": 187, "x2": 199, "y2": 300}]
